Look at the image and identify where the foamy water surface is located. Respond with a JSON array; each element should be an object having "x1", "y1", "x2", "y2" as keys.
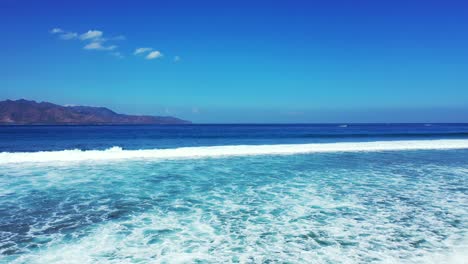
[{"x1": 1, "y1": 145, "x2": 467, "y2": 263}]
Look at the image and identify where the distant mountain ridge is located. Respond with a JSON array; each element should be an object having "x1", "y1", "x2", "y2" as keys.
[{"x1": 0, "y1": 99, "x2": 191, "y2": 125}]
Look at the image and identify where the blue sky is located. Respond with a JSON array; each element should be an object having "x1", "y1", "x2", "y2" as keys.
[{"x1": 1, "y1": 0, "x2": 468, "y2": 123}]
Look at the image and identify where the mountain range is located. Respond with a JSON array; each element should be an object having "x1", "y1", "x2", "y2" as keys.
[{"x1": 0, "y1": 99, "x2": 190, "y2": 125}]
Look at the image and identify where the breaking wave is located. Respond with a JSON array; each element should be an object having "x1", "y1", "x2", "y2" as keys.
[{"x1": 1, "y1": 139, "x2": 468, "y2": 164}]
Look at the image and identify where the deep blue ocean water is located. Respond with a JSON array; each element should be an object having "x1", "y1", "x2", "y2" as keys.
[
  {"x1": 0, "y1": 124, "x2": 467, "y2": 263},
  {"x1": 2, "y1": 123, "x2": 468, "y2": 152}
]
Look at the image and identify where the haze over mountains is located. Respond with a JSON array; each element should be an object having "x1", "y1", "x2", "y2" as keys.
[{"x1": 0, "y1": 99, "x2": 190, "y2": 125}]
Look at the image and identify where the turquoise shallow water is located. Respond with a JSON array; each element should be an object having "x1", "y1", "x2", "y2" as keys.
[{"x1": 1, "y1": 149, "x2": 467, "y2": 263}]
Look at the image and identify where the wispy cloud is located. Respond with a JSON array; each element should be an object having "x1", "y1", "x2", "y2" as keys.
[
  {"x1": 50, "y1": 28, "x2": 78, "y2": 40},
  {"x1": 84, "y1": 42, "x2": 117, "y2": 51},
  {"x1": 146, "y1": 51, "x2": 163, "y2": 60},
  {"x1": 134, "y1": 47, "x2": 164, "y2": 60},
  {"x1": 51, "y1": 28, "x2": 124, "y2": 57},
  {"x1": 134, "y1": 47, "x2": 152, "y2": 55},
  {"x1": 50, "y1": 28, "x2": 177, "y2": 62},
  {"x1": 60, "y1": 32, "x2": 78, "y2": 40},
  {"x1": 50, "y1": 28, "x2": 63, "y2": 34},
  {"x1": 80, "y1": 30, "x2": 103, "y2": 40}
]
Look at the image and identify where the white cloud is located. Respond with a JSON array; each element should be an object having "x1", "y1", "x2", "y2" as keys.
[
  {"x1": 50, "y1": 28, "x2": 77, "y2": 40},
  {"x1": 84, "y1": 42, "x2": 117, "y2": 51},
  {"x1": 134, "y1": 47, "x2": 152, "y2": 55},
  {"x1": 50, "y1": 28, "x2": 63, "y2": 34},
  {"x1": 134, "y1": 47, "x2": 165, "y2": 60},
  {"x1": 60, "y1": 32, "x2": 78, "y2": 40},
  {"x1": 50, "y1": 28, "x2": 183, "y2": 61},
  {"x1": 80, "y1": 30, "x2": 103, "y2": 40},
  {"x1": 146, "y1": 51, "x2": 163, "y2": 60}
]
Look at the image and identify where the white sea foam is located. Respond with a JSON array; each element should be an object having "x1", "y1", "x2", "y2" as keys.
[
  {"x1": 9, "y1": 173, "x2": 468, "y2": 264},
  {"x1": 3, "y1": 147, "x2": 467, "y2": 263},
  {"x1": 1, "y1": 139, "x2": 468, "y2": 164}
]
